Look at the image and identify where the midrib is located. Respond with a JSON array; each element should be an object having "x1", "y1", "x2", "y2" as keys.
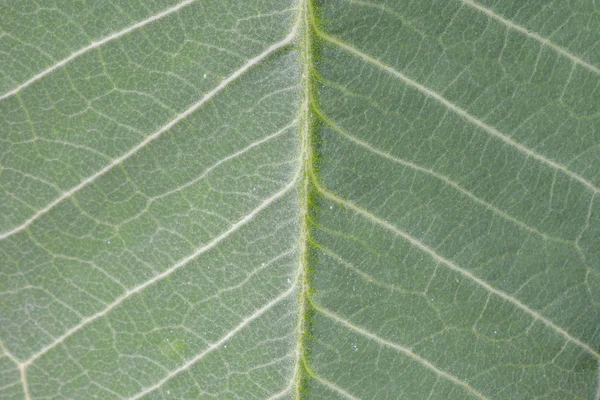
[{"x1": 293, "y1": 0, "x2": 314, "y2": 397}]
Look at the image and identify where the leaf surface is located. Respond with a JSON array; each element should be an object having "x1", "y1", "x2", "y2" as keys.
[{"x1": 1, "y1": 0, "x2": 599, "y2": 399}]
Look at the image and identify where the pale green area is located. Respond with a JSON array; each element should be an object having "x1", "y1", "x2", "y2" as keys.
[{"x1": 0, "y1": 0, "x2": 599, "y2": 399}]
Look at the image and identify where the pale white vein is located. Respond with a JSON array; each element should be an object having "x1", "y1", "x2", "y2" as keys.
[
  {"x1": 0, "y1": 0, "x2": 197, "y2": 101},
  {"x1": 0, "y1": 338, "x2": 19, "y2": 366},
  {"x1": 316, "y1": 107, "x2": 575, "y2": 245},
  {"x1": 152, "y1": 120, "x2": 298, "y2": 202},
  {"x1": 127, "y1": 282, "x2": 297, "y2": 400},
  {"x1": 0, "y1": 26, "x2": 298, "y2": 240},
  {"x1": 462, "y1": 0, "x2": 600, "y2": 75},
  {"x1": 315, "y1": 29, "x2": 600, "y2": 194},
  {"x1": 266, "y1": 385, "x2": 292, "y2": 400},
  {"x1": 311, "y1": 374, "x2": 360, "y2": 400},
  {"x1": 314, "y1": 303, "x2": 488, "y2": 400},
  {"x1": 19, "y1": 365, "x2": 30, "y2": 400},
  {"x1": 316, "y1": 183, "x2": 600, "y2": 361},
  {"x1": 21, "y1": 175, "x2": 297, "y2": 367}
]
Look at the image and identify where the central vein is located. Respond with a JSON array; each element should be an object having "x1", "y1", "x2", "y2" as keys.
[{"x1": 293, "y1": 0, "x2": 314, "y2": 397}]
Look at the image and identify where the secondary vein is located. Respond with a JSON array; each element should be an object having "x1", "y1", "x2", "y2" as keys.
[
  {"x1": 0, "y1": 30, "x2": 298, "y2": 241},
  {"x1": 0, "y1": 0, "x2": 198, "y2": 101}
]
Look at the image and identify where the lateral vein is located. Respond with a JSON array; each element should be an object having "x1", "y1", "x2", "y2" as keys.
[
  {"x1": 0, "y1": 28, "x2": 298, "y2": 241},
  {"x1": 22, "y1": 177, "x2": 297, "y2": 367},
  {"x1": 313, "y1": 303, "x2": 488, "y2": 400},
  {"x1": 462, "y1": 0, "x2": 600, "y2": 75},
  {"x1": 0, "y1": 0, "x2": 198, "y2": 101},
  {"x1": 128, "y1": 283, "x2": 297, "y2": 400},
  {"x1": 314, "y1": 29, "x2": 600, "y2": 194},
  {"x1": 0, "y1": 339, "x2": 19, "y2": 366},
  {"x1": 315, "y1": 106, "x2": 575, "y2": 245},
  {"x1": 311, "y1": 374, "x2": 360, "y2": 400},
  {"x1": 316, "y1": 184, "x2": 600, "y2": 361}
]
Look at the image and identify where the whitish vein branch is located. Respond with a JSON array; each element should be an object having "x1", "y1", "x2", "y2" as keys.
[
  {"x1": 314, "y1": 29, "x2": 600, "y2": 194},
  {"x1": 311, "y1": 374, "x2": 360, "y2": 400},
  {"x1": 265, "y1": 385, "x2": 292, "y2": 400},
  {"x1": 313, "y1": 303, "x2": 488, "y2": 400},
  {"x1": 0, "y1": 27, "x2": 298, "y2": 240},
  {"x1": 462, "y1": 0, "x2": 600, "y2": 75},
  {"x1": 314, "y1": 106, "x2": 575, "y2": 245},
  {"x1": 0, "y1": 0, "x2": 197, "y2": 101},
  {"x1": 128, "y1": 283, "x2": 297, "y2": 400},
  {"x1": 0, "y1": 338, "x2": 19, "y2": 366},
  {"x1": 22, "y1": 176, "x2": 298, "y2": 367},
  {"x1": 316, "y1": 184, "x2": 600, "y2": 361}
]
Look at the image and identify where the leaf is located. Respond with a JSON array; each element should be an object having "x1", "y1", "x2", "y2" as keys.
[{"x1": 1, "y1": 0, "x2": 599, "y2": 398}]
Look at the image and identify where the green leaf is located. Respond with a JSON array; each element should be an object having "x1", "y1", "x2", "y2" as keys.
[{"x1": 1, "y1": 0, "x2": 599, "y2": 398}]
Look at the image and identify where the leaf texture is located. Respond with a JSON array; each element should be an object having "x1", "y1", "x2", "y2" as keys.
[{"x1": 0, "y1": 0, "x2": 599, "y2": 399}]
